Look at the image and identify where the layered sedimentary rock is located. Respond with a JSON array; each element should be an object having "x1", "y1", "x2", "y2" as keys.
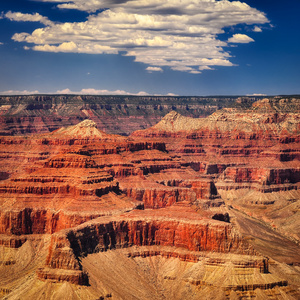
[
  {"x1": 0, "y1": 95, "x2": 238, "y2": 136},
  {"x1": 216, "y1": 166, "x2": 300, "y2": 193},
  {"x1": 0, "y1": 99, "x2": 299, "y2": 299},
  {"x1": 37, "y1": 206, "x2": 257, "y2": 285},
  {"x1": 132, "y1": 102, "x2": 300, "y2": 183}
]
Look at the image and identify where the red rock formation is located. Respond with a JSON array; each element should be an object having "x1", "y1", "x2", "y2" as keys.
[
  {"x1": 0, "y1": 234, "x2": 27, "y2": 248},
  {"x1": 132, "y1": 110, "x2": 300, "y2": 193},
  {"x1": 0, "y1": 95, "x2": 233, "y2": 136},
  {"x1": 38, "y1": 206, "x2": 257, "y2": 285},
  {"x1": 222, "y1": 167, "x2": 300, "y2": 185},
  {"x1": 0, "y1": 110, "x2": 299, "y2": 297},
  {"x1": 36, "y1": 268, "x2": 88, "y2": 285},
  {"x1": 132, "y1": 110, "x2": 300, "y2": 162}
]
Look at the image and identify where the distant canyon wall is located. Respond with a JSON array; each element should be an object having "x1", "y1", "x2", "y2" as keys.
[{"x1": 0, "y1": 95, "x2": 245, "y2": 136}]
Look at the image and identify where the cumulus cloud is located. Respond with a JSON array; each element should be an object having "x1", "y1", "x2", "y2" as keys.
[
  {"x1": 247, "y1": 93, "x2": 267, "y2": 96},
  {"x1": 228, "y1": 34, "x2": 254, "y2": 43},
  {"x1": 146, "y1": 66, "x2": 163, "y2": 73},
  {"x1": 7, "y1": 0, "x2": 269, "y2": 73},
  {"x1": 5, "y1": 11, "x2": 53, "y2": 26},
  {"x1": 56, "y1": 88, "x2": 149, "y2": 95},
  {"x1": 253, "y1": 26, "x2": 262, "y2": 32},
  {"x1": 0, "y1": 90, "x2": 40, "y2": 95},
  {"x1": 0, "y1": 88, "x2": 180, "y2": 96},
  {"x1": 56, "y1": 88, "x2": 73, "y2": 94}
]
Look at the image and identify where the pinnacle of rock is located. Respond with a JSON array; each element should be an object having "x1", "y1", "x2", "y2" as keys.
[{"x1": 162, "y1": 110, "x2": 181, "y2": 122}]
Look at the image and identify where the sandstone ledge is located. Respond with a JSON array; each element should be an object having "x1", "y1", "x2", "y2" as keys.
[{"x1": 37, "y1": 267, "x2": 88, "y2": 285}]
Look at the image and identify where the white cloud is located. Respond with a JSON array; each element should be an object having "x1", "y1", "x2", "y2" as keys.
[
  {"x1": 228, "y1": 34, "x2": 254, "y2": 44},
  {"x1": 56, "y1": 88, "x2": 149, "y2": 95},
  {"x1": 5, "y1": 11, "x2": 53, "y2": 26},
  {"x1": 247, "y1": 93, "x2": 267, "y2": 96},
  {"x1": 199, "y1": 66, "x2": 213, "y2": 71},
  {"x1": 135, "y1": 91, "x2": 150, "y2": 96},
  {"x1": 146, "y1": 66, "x2": 163, "y2": 72},
  {"x1": 0, "y1": 88, "x2": 179, "y2": 96},
  {"x1": 0, "y1": 90, "x2": 39, "y2": 95},
  {"x1": 8, "y1": 0, "x2": 269, "y2": 73},
  {"x1": 32, "y1": 42, "x2": 117, "y2": 54},
  {"x1": 0, "y1": 42, "x2": 3, "y2": 45},
  {"x1": 253, "y1": 26, "x2": 262, "y2": 32},
  {"x1": 56, "y1": 88, "x2": 73, "y2": 94}
]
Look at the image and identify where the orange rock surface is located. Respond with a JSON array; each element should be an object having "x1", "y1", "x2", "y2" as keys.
[{"x1": 0, "y1": 105, "x2": 299, "y2": 299}]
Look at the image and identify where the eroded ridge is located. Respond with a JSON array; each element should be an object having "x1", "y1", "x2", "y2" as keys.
[
  {"x1": 0, "y1": 102, "x2": 299, "y2": 299},
  {"x1": 37, "y1": 206, "x2": 257, "y2": 285}
]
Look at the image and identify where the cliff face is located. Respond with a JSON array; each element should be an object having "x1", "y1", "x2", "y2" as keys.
[
  {"x1": 120, "y1": 176, "x2": 219, "y2": 209},
  {"x1": 0, "y1": 95, "x2": 237, "y2": 136},
  {"x1": 221, "y1": 167, "x2": 300, "y2": 185},
  {"x1": 66, "y1": 215, "x2": 254, "y2": 255},
  {"x1": 132, "y1": 110, "x2": 300, "y2": 149},
  {"x1": 1, "y1": 95, "x2": 298, "y2": 137},
  {"x1": 130, "y1": 106, "x2": 300, "y2": 254},
  {"x1": 0, "y1": 103, "x2": 300, "y2": 299},
  {"x1": 37, "y1": 206, "x2": 257, "y2": 285},
  {"x1": 132, "y1": 108, "x2": 300, "y2": 190}
]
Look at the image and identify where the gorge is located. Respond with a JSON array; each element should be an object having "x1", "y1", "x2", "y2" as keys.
[{"x1": 0, "y1": 96, "x2": 299, "y2": 299}]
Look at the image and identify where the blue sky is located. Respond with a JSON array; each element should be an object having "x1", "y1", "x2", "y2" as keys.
[{"x1": 0, "y1": 0, "x2": 299, "y2": 96}]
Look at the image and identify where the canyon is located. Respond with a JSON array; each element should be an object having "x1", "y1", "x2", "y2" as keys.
[
  {"x1": 0, "y1": 96, "x2": 299, "y2": 299},
  {"x1": 0, "y1": 95, "x2": 261, "y2": 136}
]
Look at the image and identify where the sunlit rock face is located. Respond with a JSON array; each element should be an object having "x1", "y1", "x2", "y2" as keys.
[{"x1": 0, "y1": 98, "x2": 299, "y2": 299}]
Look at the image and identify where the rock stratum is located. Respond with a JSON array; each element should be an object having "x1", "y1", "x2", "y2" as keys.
[
  {"x1": 0, "y1": 94, "x2": 298, "y2": 136},
  {"x1": 0, "y1": 97, "x2": 299, "y2": 299},
  {"x1": 0, "y1": 95, "x2": 235, "y2": 137}
]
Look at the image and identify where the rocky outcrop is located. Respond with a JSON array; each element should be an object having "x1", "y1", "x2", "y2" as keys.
[
  {"x1": 36, "y1": 268, "x2": 88, "y2": 285},
  {"x1": 222, "y1": 167, "x2": 300, "y2": 184},
  {"x1": 0, "y1": 209, "x2": 104, "y2": 235},
  {"x1": 0, "y1": 234, "x2": 27, "y2": 248},
  {"x1": 0, "y1": 107, "x2": 299, "y2": 298},
  {"x1": 0, "y1": 95, "x2": 237, "y2": 136},
  {"x1": 133, "y1": 109, "x2": 299, "y2": 149},
  {"x1": 37, "y1": 206, "x2": 258, "y2": 285},
  {"x1": 65, "y1": 217, "x2": 254, "y2": 254},
  {"x1": 126, "y1": 246, "x2": 268, "y2": 271},
  {"x1": 133, "y1": 109, "x2": 299, "y2": 137},
  {"x1": 120, "y1": 176, "x2": 220, "y2": 209},
  {"x1": 132, "y1": 110, "x2": 300, "y2": 193},
  {"x1": 216, "y1": 167, "x2": 300, "y2": 192}
]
